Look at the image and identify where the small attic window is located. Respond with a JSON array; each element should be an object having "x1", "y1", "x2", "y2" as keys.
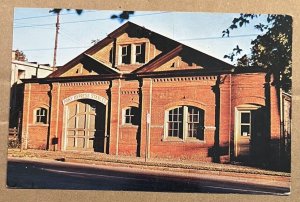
[
  {"x1": 109, "y1": 48, "x2": 114, "y2": 64},
  {"x1": 75, "y1": 69, "x2": 79, "y2": 74},
  {"x1": 135, "y1": 43, "x2": 145, "y2": 63},
  {"x1": 171, "y1": 62, "x2": 176, "y2": 68}
]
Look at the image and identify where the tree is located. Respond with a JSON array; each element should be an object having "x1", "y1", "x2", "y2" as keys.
[
  {"x1": 14, "y1": 50, "x2": 27, "y2": 61},
  {"x1": 49, "y1": 8, "x2": 83, "y2": 15},
  {"x1": 223, "y1": 14, "x2": 292, "y2": 92}
]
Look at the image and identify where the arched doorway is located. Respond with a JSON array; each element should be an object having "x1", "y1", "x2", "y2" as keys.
[{"x1": 64, "y1": 99, "x2": 106, "y2": 152}]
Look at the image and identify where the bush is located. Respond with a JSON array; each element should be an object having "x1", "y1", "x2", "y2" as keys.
[{"x1": 8, "y1": 138, "x2": 21, "y2": 149}]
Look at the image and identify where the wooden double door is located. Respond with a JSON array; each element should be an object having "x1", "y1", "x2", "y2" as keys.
[{"x1": 65, "y1": 99, "x2": 106, "y2": 152}]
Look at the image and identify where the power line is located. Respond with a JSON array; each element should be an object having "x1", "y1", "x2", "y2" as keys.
[
  {"x1": 14, "y1": 10, "x2": 96, "y2": 21},
  {"x1": 22, "y1": 46, "x2": 89, "y2": 51},
  {"x1": 13, "y1": 12, "x2": 171, "y2": 28},
  {"x1": 177, "y1": 34, "x2": 259, "y2": 41},
  {"x1": 19, "y1": 33, "x2": 260, "y2": 52}
]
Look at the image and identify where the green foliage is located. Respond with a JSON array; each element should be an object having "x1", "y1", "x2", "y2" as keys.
[
  {"x1": 223, "y1": 14, "x2": 292, "y2": 92},
  {"x1": 111, "y1": 11, "x2": 135, "y2": 23},
  {"x1": 49, "y1": 8, "x2": 83, "y2": 15}
]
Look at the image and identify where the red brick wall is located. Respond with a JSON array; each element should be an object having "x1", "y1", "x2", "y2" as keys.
[
  {"x1": 118, "y1": 80, "x2": 140, "y2": 156},
  {"x1": 22, "y1": 83, "x2": 50, "y2": 149},
  {"x1": 22, "y1": 71, "x2": 281, "y2": 163},
  {"x1": 142, "y1": 76, "x2": 218, "y2": 161}
]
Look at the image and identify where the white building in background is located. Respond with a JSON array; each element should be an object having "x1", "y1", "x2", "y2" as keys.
[
  {"x1": 11, "y1": 50, "x2": 53, "y2": 86},
  {"x1": 10, "y1": 50, "x2": 54, "y2": 128}
]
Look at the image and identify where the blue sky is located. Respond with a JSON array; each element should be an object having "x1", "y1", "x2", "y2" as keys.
[{"x1": 13, "y1": 8, "x2": 268, "y2": 66}]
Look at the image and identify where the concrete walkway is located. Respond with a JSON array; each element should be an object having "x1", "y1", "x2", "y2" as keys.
[{"x1": 7, "y1": 149, "x2": 290, "y2": 183}]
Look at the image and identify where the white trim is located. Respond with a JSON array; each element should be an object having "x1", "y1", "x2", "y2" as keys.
[
  {"x1": 163, "y1": 105, "x2": 205, "y2": 141},
  {"x1": 62, "y1": 93, "x2": 108, "y2": 105},
  {"x1": 234, "y1": 104, "x2": 262, "y2": 157}
]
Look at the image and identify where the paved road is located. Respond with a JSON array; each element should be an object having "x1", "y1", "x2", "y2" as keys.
[{"x1": 6, "y1": 158, "x2": 290, "y2": 195}]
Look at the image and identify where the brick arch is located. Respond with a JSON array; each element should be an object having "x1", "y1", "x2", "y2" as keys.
[
  {"x1": 32, "y1": 103, "x2": 50, "y2": 110},
  {"x1": 62, "y1": 93, "x2": 108, "y2": 106},
  {"x1": 164, "y1": 99, "x2": 207, "y2": 111},
  {"x1": 232, "y1": 96, "x2": 265, "y2": 107},
  {"x1": 123, "y1": 102, "x2": 139, "y2": 108}
]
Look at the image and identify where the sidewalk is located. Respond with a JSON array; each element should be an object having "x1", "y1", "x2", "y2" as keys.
[{"x1": 7, "y1": 149, "x2": 290, "y2": 182}]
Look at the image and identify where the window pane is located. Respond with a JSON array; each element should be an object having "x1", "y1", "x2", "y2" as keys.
[
  {"x1": 125, "y1": 116, "x2": 130, "y2": 124},
  {"x1": 122, "y1": 45, "x2": 131, "y2": 64},
  {"x1": 125, "y1": 108, "x2": 131, "y2": 116},
  {"x1": 167, "y1": 107, "x2": 183, "y2": 138},
  {"x1": 241, "y1": 125, "x2": 250, "y2": 136},
  {"x1": 136, "y1": 45, "x2": 141, "y2": 54},
  {"x1": 135, "y1": 43, "x2": 145, "y2": 63},
  {"x1": 169, "y1": 114, "x2": 172, "y2": 121},
  {"x1": 122, "y1": 46, "x2": 127, "y2": 55},
  {"x1": 187, "y1": 106, "x2": 204, "y2": 140},
  {"x1": 41, "y1": 114, "x2": 47, "y2": 124},
  {"x1": 241, "y1": 112, "x2": 250, "y2": 124}
]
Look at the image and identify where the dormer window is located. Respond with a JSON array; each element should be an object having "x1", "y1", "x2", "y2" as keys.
[
  {"x1": 135, "y1": 43, "x2": 145, "y2": 63},
  {"x1": 121, "y1": 45, "x2": 131, "y2": 64},
  {"x1": 118, "y1": 43, "x2": 146, "y2": 65}
]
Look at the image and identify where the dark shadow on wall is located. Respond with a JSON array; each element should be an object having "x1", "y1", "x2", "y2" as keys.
[{"x1": 210, "y1": 75, "x2": 221, "y2": 163}]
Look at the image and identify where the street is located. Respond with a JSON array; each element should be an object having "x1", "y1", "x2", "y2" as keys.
[{"x1": 6, "y1": 158, "x2": 290, "y2": 195}]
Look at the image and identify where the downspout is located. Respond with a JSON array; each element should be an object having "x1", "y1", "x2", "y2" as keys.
[
  {"x1": 279, "y1": 85, "x2": 284, "y2": 167},
  {"x1": 46, "y1": 83, "x2": 53, "y2": 150},
  {"x1": 147, "y1": 78, "x2": 153, "y2": 159},
  {"x1": 116, "y1": 79, "x2": 121, "y2": 155},
  {"x1": 112, "y1": 38, "x2": 117, "y2": 68},
  {"x1": 24, "y1": 83, "x2": 31, "y2": 150},
  {"x1": 54, "y1": 83, "x2": 61, "y2": 151},
  {"x1": 229, "y1": 74, "x2": 232, "y2": 161}
]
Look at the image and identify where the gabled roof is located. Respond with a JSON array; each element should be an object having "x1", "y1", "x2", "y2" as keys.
[
  {"x1": 83, "y1": 54, "x2": 121, "y2": 74},
  {"x1": 47, "y1": 22, "x2": 133, "y2": 78},
  {"x1": 48, "y1": 21, "x2": 234, "y2": 78}
]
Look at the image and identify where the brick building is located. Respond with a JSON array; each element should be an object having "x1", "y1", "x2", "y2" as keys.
[
  {"x1": 10, "y1": 51, "x2": 53, "y2": 129},
  {"x1": 20, "y1": 22, "x2": 283, "y2": 164}
]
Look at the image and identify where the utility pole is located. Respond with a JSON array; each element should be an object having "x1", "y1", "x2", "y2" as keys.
[{"x1": 53, "y1": 12, "x2": 60, "y2": 69}]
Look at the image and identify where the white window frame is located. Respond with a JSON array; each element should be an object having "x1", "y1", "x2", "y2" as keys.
[
  {"x1": 240, "y1": 111, "x2": 251, "y2": 137},
  {"x1": 122, "y1": 107, "x2": 139, "y2": 126},
  {"x1": 118, "y1": 43, "x2": 146, "y2": 65},
  {"x1": 164, "y1": 106, "x2": 205, "y2": 141},
  {"x1": 34, "y1": 107, "x2": 48, "y2": 124},
  {"x1": 119, "y1": 45, "x2": 131, "y2": 65}
]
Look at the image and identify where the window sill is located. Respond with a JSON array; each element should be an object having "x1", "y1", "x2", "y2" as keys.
[
  {"x1": 162, "y1": 137, "x2": 184, "y2": 142},
  {"x1": 162, "y1": 137, "x2": 206, "y2": 143},
  {"x1": 29, "y1": 123, "x2": 49, "y2": 127},
  {"x1": 185, "y1": 138, "x2": 206, "y2": 143},
  {"x1": 120, "y1": 124, "x2": 139, "y2": 128}
]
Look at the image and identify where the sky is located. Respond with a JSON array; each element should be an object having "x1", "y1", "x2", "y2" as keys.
[{"x1": 13, "y1": 8, "x2": 268, "y2": 66}]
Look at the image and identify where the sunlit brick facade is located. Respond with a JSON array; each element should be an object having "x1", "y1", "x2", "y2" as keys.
[{"x1": 21, "y1": 22, "x2": 282, "y2": 163}]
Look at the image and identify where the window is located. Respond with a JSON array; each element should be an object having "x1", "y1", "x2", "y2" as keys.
[
  {"x1": 123, "y1": 107, "x2": 139, "y2": 125},
  {"x1": 166, "y1": 106, "x2": 204, "y2": 140},
  {"x1": 119, "y1": 43, "x2": 146, "y2": 65},
  {"x1": 240, "y1": 111, "x2": 251, "y2": 136},
  {"x1": 135, "y1": 43, "x2": 145, "y2": 63},
  {"x1": 109, "y1": 48, "x2": 114, "y2": 64},
  {"x1": 35, "y1": 107, "x2": 48, "y2": 124},
  {"x1": 17, "y1": 69, "x2": 25, "y2": 80},
  {"x1": 168, "y1": 107, "x2": 183, "y2": 138},
  {"x1": 121, "y1": 45, "x2": 131, "y2": 64}
]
